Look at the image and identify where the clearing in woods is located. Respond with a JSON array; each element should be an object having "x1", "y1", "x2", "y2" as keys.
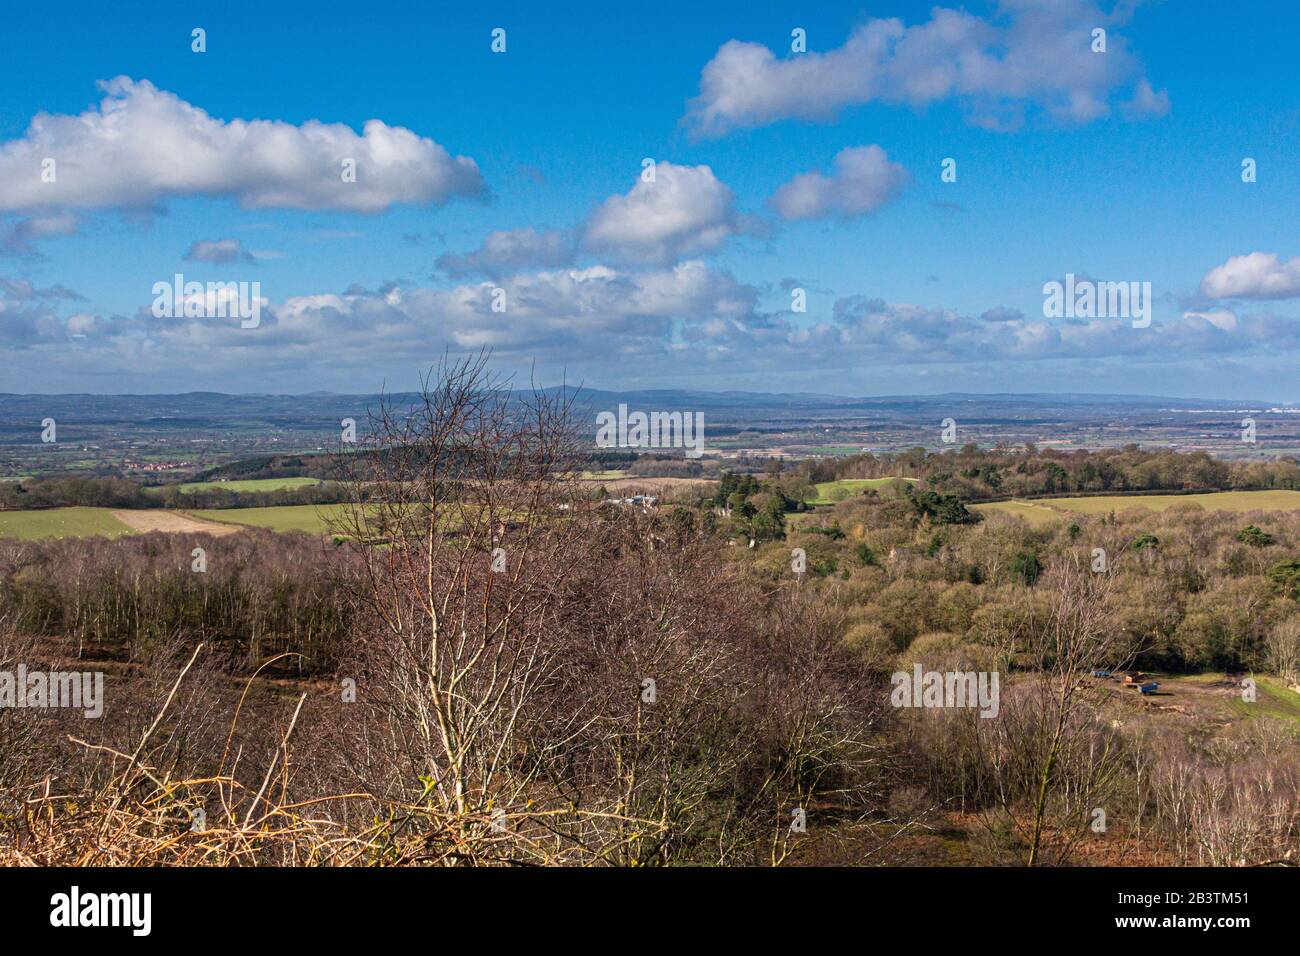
[{"x1": 810, "y1": 477, "x2": 918, "y2": 506}]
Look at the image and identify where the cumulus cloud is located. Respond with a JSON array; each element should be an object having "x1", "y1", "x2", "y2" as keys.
[
  {"x1": 0, "y1": 77, "x2": 485, "y2": 214},
  {"x1": 0, "y1": 212, "x2": 79, "y2": 256},
  {"x1": 0, "y1": 278, "x2": 97, "y2": 347},
  {"x1": 1182, "y1": 309, "x2": 1237, "y2": 332},
  {"x1": 769, "y1": 146, "x2": 908, "y2": 220},
  {"x1": 184, "y1": 238, "x2": 255, "y2": 264},
  {"x1": 1201, "y1": 252, "x2": 1300, "y2": 300},
  {"x1": 1122, "y1": 78, "x2": 1171, "y2": 119},
  {"x1": 0, "y1": 278, "x2": 84, "y2": 301},
  {"x1": 684, "y1": 2, "x2": 1168, "y2": 136},
  {"x1": 799, "y1": 296, "x2": 1298, "y2": 365},
  {"x1": 641, "y1": 298, "x2": 1289, "y2": 377},
  {"x1": 0, "y1": 260, "x2": 760, "y2": 378},
  {"x1": 436, "y1": 227, "x2": 575, "y2": 278},
  {"x1": 11, "y1": 265, "x2": 1300, "y2": 390},
  {"x1": 582, "y1": 163, "x2": 744, "y2": 264}
]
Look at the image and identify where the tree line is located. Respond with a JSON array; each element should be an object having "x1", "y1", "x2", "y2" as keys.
[
  {"x1": 796, "y1": 445, "x2": 1300, "y2": 500},
  {"x1": 0, "y1": 476, "x2": 349, "y2": 511}
]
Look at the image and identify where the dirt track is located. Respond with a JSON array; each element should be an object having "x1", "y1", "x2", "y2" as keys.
[{"x1": 110, "y1": 510, "x2": 242, "y2": 536}]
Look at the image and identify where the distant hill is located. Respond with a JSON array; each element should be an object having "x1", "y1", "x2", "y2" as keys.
[{"x1": 0, "y1": 388, "x2": 1279, "y2": 432}]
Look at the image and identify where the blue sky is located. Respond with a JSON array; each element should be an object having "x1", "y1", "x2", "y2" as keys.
[{"x1": 1, "y1": 0, "x2": 1297, "y2": 398}]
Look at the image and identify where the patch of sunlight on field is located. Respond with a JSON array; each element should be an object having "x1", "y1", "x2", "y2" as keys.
[
  {"x1": 188, "y1": 503, "x2": 351, "y2": 533},
  {"x1": 0, "y1": 507, "x2": 133, "y2": 540},
  {"x1": 971, "y1": 500, "x2": 1066, "y2": 527},
  {"x1": 981, "y1": 489, "x2": 1300, "y2": 521},
  {"x1": 153, "y1": 477, "x2": 323, "y2": 494},
  {"x1": 579, "y1": 470, "x2": 629, "y2": 480},
  {"x1": 1228, "y1": 676, "x2": 1300, "y2": 723},
  {"x1": 784, "y1": 511, "x2": 818, "y2": 527},
  {"x1": 808, "y1": 445, "x2": 869, "y2": 456},
  {"x1": 810, "y1": 477, "x2": 917, "y2": 506}
]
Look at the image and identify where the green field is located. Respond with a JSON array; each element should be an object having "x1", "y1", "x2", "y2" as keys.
[
  {"x1": 0, "y1": 507, "x2": 133, "y2": 540},
  {"x1": 154, "y1": 477, "x2": 323, "y2": 494},
  {"x1": 1227, "y1": 675, "x2": 1300, "y2": 723},
  {"x1": 975, "y1": 489, "x2": 1300, "y2": 526},
  {"x1": 187, "y1": 503, "x2": 351, "y2": 533},
  {"x1": 1179, "y1": 672, "x2": 1300, "y2": 724},
  {"x1": 970, "y1": 500, "x2": 1066, "y2": 527},
  {"x1": 808, "y1": 445, "x2": 872, "y2": 457},
  {"x1": 810, "y1": 477, "x2": 918, "y2": 506}
]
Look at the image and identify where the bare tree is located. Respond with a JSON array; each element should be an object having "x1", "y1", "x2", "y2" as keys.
[
  {"x1": 332, "y1": 354, "x2": 614, "y2": 861},
  {"x1": 330, "y1": 355, "x2": 891, "y2": 865},
  {"x1": 1267, "y1": 618, "x2": 1300, "y2": 687},
  {"x1": 983, "y1": 561, "x2": 1134, "y2": 865}
]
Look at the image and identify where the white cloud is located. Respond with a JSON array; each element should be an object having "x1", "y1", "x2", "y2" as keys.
[
  {"x1": 813, "y1": 297, "x2": 1297, "y2": 364},
  {"x1": 1201, "y1": 252, "x2": 1300, "y2": 300},
  {"x1": 0, "y1": 259, "x2": 758, "y2": 372},
  {"x1": 769, "y1": 146, "x2": 908, "y2": 220},
  {"x1": 582, "y1": 163, "x2": 742, "y2": 264},
  {"x1": 0, "y1": 211, "x2": 79, "y2": 256},
  {"x1": 1182, "y1": 309, "x2": 1237, "y2": 332},
  {"x1": 184, "y1": 238, "x2": 255, "y2": 264},
  {"x1": 1122, "y1": 78, "x2": 1171, "y2": 119},
  {"x1": 436, "y1": 227, "x2": 574, "y2": 278},
  {"x1": 0, "y1": 77, "x2": 485, "y2": 214},
  {"x1": 9, "y1": 263, "x2": 1300, "y2": 388},
  {"x1": 685, "y1": 2, "x2": 1167, "y2": 136}
]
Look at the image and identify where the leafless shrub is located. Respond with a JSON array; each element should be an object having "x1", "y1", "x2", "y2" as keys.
[{"x1": 1145, "y1": 720, "x2": 1300, "y2": 865}]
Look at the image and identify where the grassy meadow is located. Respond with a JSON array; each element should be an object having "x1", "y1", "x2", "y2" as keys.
[
  {"x1": 974, "y1": 489, "x2": 1300, "y2": 525},
  {"x1": 0, "y1": 502, "x2": 346, "y2": 539},
  {"x1": 186, "y1": 503, "x2": 351, "y2": 533},
  {"x1": 0, "y1": 507, "x2": 133, "y2": 540},
  {"x1": 808, "y1": 477, "x2": 918, "y2": 506},
  {"x1": 152, "y1": 477, "x2": 323, "y2": 494},
  {"x1": 6, "y1": 488, "x2": 1300, "y2": 540}
]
